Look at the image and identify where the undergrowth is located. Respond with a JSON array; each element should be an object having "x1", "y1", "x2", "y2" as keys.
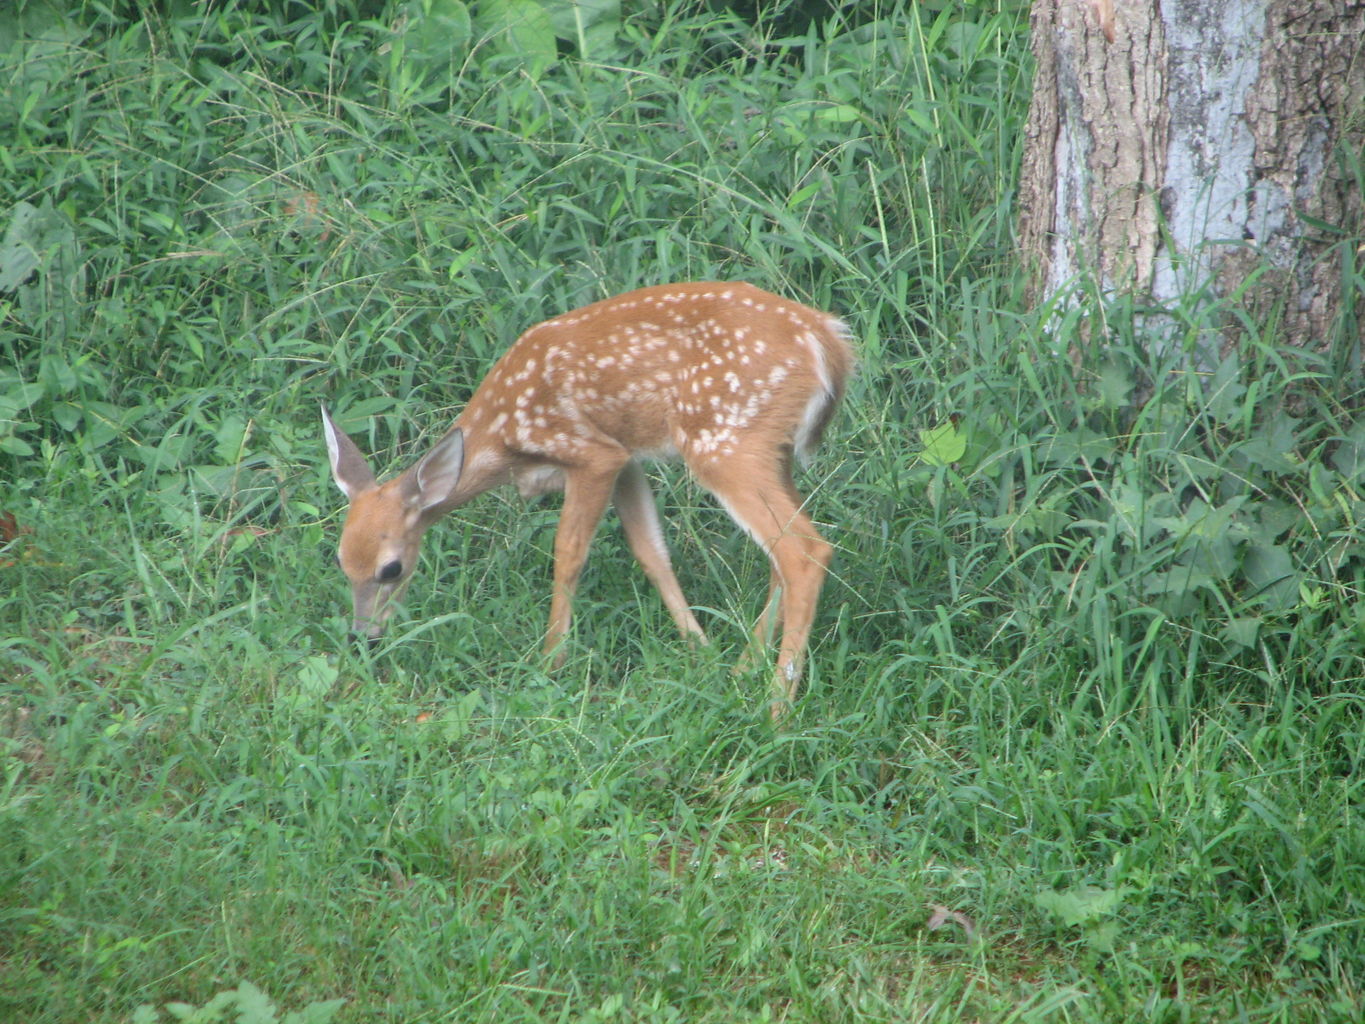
[{"x1": 2, "y1": 1, "x2": 1363, "y2": 1022}]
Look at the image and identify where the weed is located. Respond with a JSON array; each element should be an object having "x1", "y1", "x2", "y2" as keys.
[{"x1": 1, "y1": 1, "x2": 1362, "y2": 1022}]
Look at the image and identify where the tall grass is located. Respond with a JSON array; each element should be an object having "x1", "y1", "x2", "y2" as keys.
[{"x1": 2, "y1": 1, "x2": 1363, "y2": 1022}]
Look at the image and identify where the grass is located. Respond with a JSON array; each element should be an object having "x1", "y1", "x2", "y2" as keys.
[{"x1": 3, "y1": 1, "x2": 1364, "y2": 1021}]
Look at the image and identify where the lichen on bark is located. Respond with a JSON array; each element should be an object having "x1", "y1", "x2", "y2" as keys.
[{"x1": 1018, "y1": 0, "x2": 1364, "y2": 356}]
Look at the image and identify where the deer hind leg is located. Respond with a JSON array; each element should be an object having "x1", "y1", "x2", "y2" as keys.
[
  {"x1": 613, "y1": 461, "x2": 709, "y2": 646},
  {"x1": 545, "y1": 457, "x2": 628, "y2": 668},
  {"x1": 696, "y1": 454, "x2": 833, "y2": 719}
]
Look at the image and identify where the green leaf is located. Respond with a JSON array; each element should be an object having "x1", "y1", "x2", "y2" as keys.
[
  {"x1": 918, "y1": 420, "x2": 967, "y2": 466},
  {"x1": 479, "y1": 0, "x2": 557, "y2": 77},
  {"x1": 901, "y1": 105, "x2": 938, "y2": 137},
  {"x1": 214, "y1": 414, "x2": 249, "y2": 464},
  {"x1": 545, "y1": 0, "x2": 621, "y2": 59},
  {"x1": 1242, "y1": 542, "x2": 1299, "y2": 613},
  {"x1": 1143, "y1": 567, "x2": 1216, "y2": 597},
  {"x1": 231, "y1": 981, "x2": 277, "y2": 1022},
  {"x1": 1330, "y1": 421, "x2": 1365, "y2": 482},
  {"x1": 1206, "y1": 353, "x2": 1247, "y2": 424},
  {"x1": 813, "y1": 102, "x2": 863, "y2": 124},
  {"x1": 0, "y1": 201, "x2": 42, "y2": 291},
  {"x1": 0, "y1": 434, "x2": 35, "y2": 456},
  {"x1": 1222, "y1": 616, "x2": 1262, "y2": 649},
  {"x1": 1096, "y1": 358, "x2": 1133, "y2": 410},
  {"x1": 1234, "y1": 412, "x2": 1301, "y2": 475},
  {"x1": 296, "y1": 656, "x2": 340, "y2": 698},
  {"x1": 406, "y1": 0, "x2": 472, "y2": 62},
  {"x1": 1035, "y1": 884, "x2": 1129, "y2": 927},
  {"x1": 1293, "y1": 940, "x2": 1323, "y2": 963},
  {"x1": 1037, "y1": 426, "x2": 1113, "y2": 466},
  {"x1": 281, "y1": 1000, "x2": 348, "y2": 1024},
  {"x1": 0, "y1": 380, "x2": 45, "y2": 414}
]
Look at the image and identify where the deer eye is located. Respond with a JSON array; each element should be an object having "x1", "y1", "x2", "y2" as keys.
[{"x1": 378, "y1": 560, "x2": 403, "y2": 582}]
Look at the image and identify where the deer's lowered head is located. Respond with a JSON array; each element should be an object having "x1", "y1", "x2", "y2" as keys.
[{"x1": 321, "y1": 406, "x2": 466, "y2": 641}]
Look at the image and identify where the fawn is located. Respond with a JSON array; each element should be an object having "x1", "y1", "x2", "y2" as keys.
[{"x1": 322, "y1": 281, "x2": 853, "y2": 718}]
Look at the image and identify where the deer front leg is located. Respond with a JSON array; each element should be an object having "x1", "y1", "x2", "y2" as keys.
[{"x1": 544, "y1": 462, "x2": 624, "y2": 668}]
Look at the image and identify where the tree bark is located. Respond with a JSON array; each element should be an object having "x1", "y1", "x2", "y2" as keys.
[{"x1": 1019, "y1": 0, "x2": 1365, "y2": 362}]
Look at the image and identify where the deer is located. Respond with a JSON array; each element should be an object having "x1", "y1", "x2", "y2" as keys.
[{"x1": 322, "y1": 281, "x2": 853, "y2": 719}]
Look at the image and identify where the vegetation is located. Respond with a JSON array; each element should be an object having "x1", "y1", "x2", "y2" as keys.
[{"x1": 3, "y1": 1, "x2": 1363, "y2": 1021}]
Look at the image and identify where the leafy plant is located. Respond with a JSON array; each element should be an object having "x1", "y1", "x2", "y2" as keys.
[
  {"x1": 132, "y1": 982, "x2": 345, "y2": 1024},
  {"x1": 2, "y1": 1, "x2": 1362, "y2": 1022}
]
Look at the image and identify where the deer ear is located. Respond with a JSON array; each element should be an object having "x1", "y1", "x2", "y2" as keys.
[
  {"x1": 321, "y1": 404, "x2": 376, "y2": 499},
  {"x1": 413, "y1": 428, "x2": 465, "y2": 511}
]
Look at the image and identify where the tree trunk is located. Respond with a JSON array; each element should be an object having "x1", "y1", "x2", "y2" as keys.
[{"x1": 1018, "y1": 0, "x2": 1365, "y2": 364}]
